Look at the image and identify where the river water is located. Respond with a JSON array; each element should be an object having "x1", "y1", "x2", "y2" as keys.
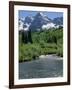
[{"x1": 19, "y1": 55, "x2": 63, "y2": 79}]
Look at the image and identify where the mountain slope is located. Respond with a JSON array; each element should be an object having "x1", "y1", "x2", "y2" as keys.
[{"x1": 53, "y1": 17, "x2": 63, "y2": 25}]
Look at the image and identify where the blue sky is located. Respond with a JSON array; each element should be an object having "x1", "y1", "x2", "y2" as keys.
[{"x1": 19, "y1": 10, "x2": 63, "y2": 20}]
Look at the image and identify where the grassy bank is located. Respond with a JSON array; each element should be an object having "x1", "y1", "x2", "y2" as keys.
[{"x1": 19, "y1": 43, "x2": 63, "y2": 62}]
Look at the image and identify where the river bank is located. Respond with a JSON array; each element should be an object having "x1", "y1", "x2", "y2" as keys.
[{"x1": 19, "y1": 54, "x2": 63, "y2": 63}]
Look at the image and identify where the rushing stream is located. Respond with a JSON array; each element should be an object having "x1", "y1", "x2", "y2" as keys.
[{"x1": 19, "y1": 55, "x2": 63, "y2": 79}]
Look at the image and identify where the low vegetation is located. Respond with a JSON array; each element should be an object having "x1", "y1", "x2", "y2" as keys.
[{"x1": 19, "y1": 28, "x2": 63, "y2": 62}]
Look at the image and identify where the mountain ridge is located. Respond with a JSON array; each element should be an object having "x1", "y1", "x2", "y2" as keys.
[{"x1": 19, "y1": 12, "x2": 63, "y2": 31}]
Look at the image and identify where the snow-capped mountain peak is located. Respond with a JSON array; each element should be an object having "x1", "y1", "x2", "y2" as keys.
[
  {"x1": 29, "y1": 12, "x2": 52, "y2": 31},
  {"x1": 36, "y1": 12, "x2": 44, "y2": 17}
]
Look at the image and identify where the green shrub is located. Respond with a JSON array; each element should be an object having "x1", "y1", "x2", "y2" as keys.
[
  {"x1": 56, "y1": 44, "x2": 63, "y2": 57},
  {"x1": 19, "y1": 43, "x2": 41, "y2": 62}
]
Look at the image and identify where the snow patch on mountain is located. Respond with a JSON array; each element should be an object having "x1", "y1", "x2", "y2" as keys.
[
  {"x1": 18, "y1": 19, "x2": 24, "y2": 30},
  {"x1": 42, "y1": 23, "x2": 55, "y2": 29},
  {"x1": 23, "y1": 23, "x2": 30, "y2": 31}
]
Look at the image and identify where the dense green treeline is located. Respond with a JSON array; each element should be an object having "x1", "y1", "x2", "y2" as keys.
[{"x1": 19, "y1": 28, "x2": 63, "y2": 62}]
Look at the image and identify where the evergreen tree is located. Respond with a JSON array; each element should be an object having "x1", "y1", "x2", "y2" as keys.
[{"x1": 28, "y1": 29, "x2": 32, "y2": 43}]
